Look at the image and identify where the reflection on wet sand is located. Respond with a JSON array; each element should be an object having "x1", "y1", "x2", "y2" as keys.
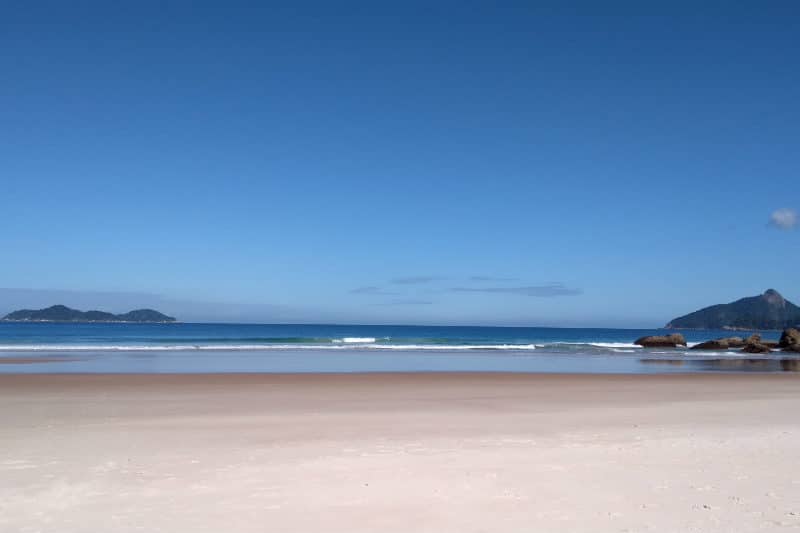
[
  {"x1": 641, "y1": 358, "x2": 800, "y2": 372},
  {"x1": 781, "y1": 359, "x2": 800, "y2": 372},
  {"x1": 638, "y1": 359, "x2": 685, "y2": 367},
  {"x1": 0, "y1": 357, "x2": 83, "y2": 365}
]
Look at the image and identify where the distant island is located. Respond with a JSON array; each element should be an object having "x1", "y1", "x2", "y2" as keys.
[
  {"x1": 666, "y1": 289, "x2": 800, "y2": 330},
  {"x1": 2, "y1": 305, "x2": 176, "y2": 323}
]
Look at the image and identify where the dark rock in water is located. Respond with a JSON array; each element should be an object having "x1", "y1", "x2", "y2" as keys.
[
  {"x1": 742, "y1": 342, "x2": 772, "y2": 354},
  {"x1": 741, "y1": 331, "x2": 776, "y2": 354},
  {"x1": 779, "y1": 328, "x2": 800, "y2": 348},
  {"x1": 691, "y1": 337, "x2": 745, "y2": 350},
  {"x1": 691, "y1": 340, "x2": 726, "y2": 350},
  {"x1": 666, "y1": 289, "x2": 800, "y2": 330},
  {"x1": 634, "y1": 334, "x2": 687, "y2": 348}
]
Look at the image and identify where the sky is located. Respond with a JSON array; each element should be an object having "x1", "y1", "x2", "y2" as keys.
[{"x1": 1, "y1": 1, "x2": 798, "y2": 326}]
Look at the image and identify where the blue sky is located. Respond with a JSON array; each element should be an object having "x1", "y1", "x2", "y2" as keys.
[{"x1": 1, "y1": 1, "x2": 798, "y2": 326}]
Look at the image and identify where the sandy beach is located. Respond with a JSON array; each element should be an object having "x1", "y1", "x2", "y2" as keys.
[{"x1": 1, "y1": 373, "x2": 799, "y2": 532}]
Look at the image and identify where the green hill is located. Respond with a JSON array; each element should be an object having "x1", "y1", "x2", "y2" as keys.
[
  {"x1": 666, "y1": 289, "x2": 800, "y2": 330},
  {"x1": 2, "y1": 305, "x2": 176, "y2": 323}
]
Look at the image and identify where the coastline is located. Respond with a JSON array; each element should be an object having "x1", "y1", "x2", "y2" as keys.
[
  {"x1": 3, "y1": 373, "x2": 799, "y2": 532},
  {"x1": 0, "y1": 320, "x2": 178, "y2": 324}
]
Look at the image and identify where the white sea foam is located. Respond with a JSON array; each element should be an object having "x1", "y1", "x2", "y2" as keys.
[
  {"x1": 588, "y1": 342, "x2": 642, "y2": 349},
  {"x1": 333, "y1": 337, "x2": 377, "y2": 344},
  {"x1": 0, "y1": 345, "x2": 213, "y2": 352},
  {"x1": 353, "y1": 344, "x2": 538, "y2": 351},
  {"x1": 683, "y1": 350, "x2": 753, "y2": 357},
  {"x1": 544, "y1": 342, "x2": 642, "y2": 349},
  {"x1": 0, "y1": 343, "x2": 539, "y2": 352}
]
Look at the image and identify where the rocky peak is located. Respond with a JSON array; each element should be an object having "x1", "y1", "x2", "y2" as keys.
[
  {"x1": 763, "y1": 289, "x2": 786, "y2": 307},
  {"x1": 667, "y1": 289, "x2": 800, "y2": 330}
]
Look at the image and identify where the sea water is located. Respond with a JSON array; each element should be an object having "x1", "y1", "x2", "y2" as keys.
[{"x1": 0, "y1": 322, "x2": 795, "y2": 373}]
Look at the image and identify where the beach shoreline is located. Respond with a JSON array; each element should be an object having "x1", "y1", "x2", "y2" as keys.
[{"x1": 2, "y1": 372, "x2": 799, "y2": 532}]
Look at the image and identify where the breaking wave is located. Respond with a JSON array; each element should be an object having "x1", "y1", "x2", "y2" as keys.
[{"x1": 0, "y1": 343, "x2": 539, "y2": 352}]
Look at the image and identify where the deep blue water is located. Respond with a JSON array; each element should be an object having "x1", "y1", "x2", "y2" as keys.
[{"x1": 0, "y1": 322, "x2": 794, "y2": 374}]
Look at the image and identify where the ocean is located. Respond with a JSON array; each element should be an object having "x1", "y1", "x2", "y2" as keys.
[{"x1": 0, "y1": 322, "x2": 796, "y2": 374}]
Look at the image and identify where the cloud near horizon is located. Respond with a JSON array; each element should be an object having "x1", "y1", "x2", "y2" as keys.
[
  {"x1": 371, "y1": 299, "x2": 434, "y2": 306},
  {"x1": 389, "y1": 276, "x2": 444, "y2": 285},
  {"x1": 348, "y1": 286, "x2": 400, "y2": 295},
  {"x1": 449, "y1": 283, "x2": 583, "y2": 297},
  {"x1": 769, "y1": 208, "x2": 798, "y2": 230}
]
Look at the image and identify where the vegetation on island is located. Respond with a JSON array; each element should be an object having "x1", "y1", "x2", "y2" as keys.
[
  {"x1": 666, "y1": 289, "x2": 800, "y2": 330},
  {"x1": 2, "y1": 305, "x2": 176, "y2": 323}
]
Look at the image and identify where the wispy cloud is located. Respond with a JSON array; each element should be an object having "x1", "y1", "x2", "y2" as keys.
[
  {"x1": 468, "y1": 276, "x2": 519, "y2": 282},
  {"x1": 769, "y1": 208, "x2": 798, "y2": 230},
  {"x1": 449, "y1": 283, "x2": 582, "y2": 297},
  {"x1": 349, "y1": 286, "x2": 400, "y2": 295},
  {"x1": 371, "y1": 299, "x2": 434, "y2": 306},
  {"x1": 390, "y1": 276, "x2": 444, "y2": 285}
]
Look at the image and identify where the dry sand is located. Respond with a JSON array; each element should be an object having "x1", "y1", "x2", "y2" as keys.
[{"x1": 1, "y1": 373, "x2": 799, "y2": 532}]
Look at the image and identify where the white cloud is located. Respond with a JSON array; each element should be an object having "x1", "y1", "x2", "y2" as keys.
[
  {"x1": 468, "y1": 276, "x2": 519, "y2": 282},
  {"x1": 371, "y1": 299, "x2": 434, "y2": 306},
  {"x1": 450, "y1": 283, "x2": 582, "y2": 297},
  {"x1": 390, "y1": 276, "x2": 444, "y2": 285},
  {"x1": 349, "y1": 286, "x2": 399, "y2": 295},
  {"x1": 769, "y1": 208, "x2": 798, "y2": 230}
]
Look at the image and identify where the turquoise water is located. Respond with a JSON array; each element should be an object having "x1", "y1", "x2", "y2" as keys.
[{"x1": 0, "y1": 322, "x2": 794, "y2": 373}]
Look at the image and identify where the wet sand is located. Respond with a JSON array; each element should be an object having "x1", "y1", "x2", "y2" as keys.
[
  {"x1": 1, "y1": 373, "x2": 799, "y2": 532},
  {"x1": 0, "y1": 357, "x2": 84, "y2": 364}
]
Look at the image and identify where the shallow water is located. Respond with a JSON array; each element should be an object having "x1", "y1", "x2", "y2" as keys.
[{"x1": 0, "y1": 323, "x2": 795, "y2": 374}]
